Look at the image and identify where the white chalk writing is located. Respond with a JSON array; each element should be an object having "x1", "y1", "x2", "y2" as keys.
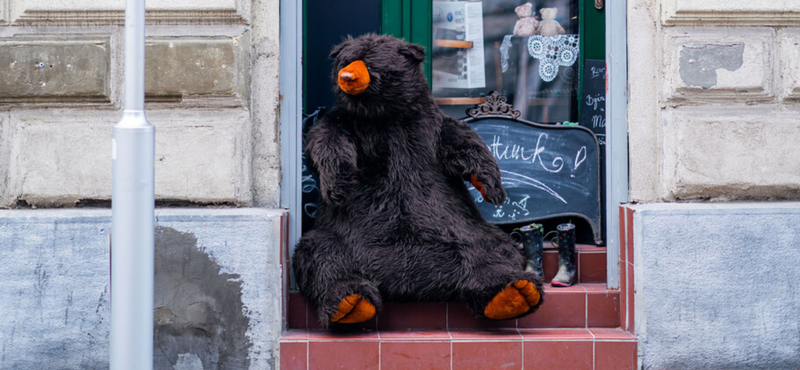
[
  {"x1": 591, "y1": 66, "x2": 606, "y2": 79},
  {"x1": 489, "y1": 134, "x2": 564, "y2": 173}
]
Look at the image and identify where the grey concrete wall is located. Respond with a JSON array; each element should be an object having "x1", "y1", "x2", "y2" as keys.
[
  {"x1": 0, "y1": 208, "x2": 285, "y2": 370},
  {"x1": 631, "y1": 202, "x2": 800, "y2": 370}
]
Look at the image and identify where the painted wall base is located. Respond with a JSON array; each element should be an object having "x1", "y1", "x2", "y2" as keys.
[
  {"x1": 627, "y1": 202, "x2": 800, "y2": 370},
  {"x1": 0, "y1": 208, "x2": 286, "y2": 370}
]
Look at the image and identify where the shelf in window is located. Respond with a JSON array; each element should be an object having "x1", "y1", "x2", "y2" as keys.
[
  {"x1": 435, "y1": 97, "x2": 484, "y2": 105},
  {"x1": 432, "y1": 39, "x2": 474, "y2": 49},
  {"x1": 435, "y1": 97, "x2": 574, "y2": 106}
]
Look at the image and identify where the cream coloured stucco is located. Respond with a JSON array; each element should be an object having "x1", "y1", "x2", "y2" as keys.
[{"x1": 628, "y1": 0, "x2": 800, "y2": 202}]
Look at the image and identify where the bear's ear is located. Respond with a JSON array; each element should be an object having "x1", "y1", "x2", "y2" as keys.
[
  {"x1": 329, "y1": 36, "x2": 353, "y2": 60},
  {"x1": 399, "y1": 44, "x2": 426, "y2": 64},
  {"x1": 329, "y1": 42, "x2": 346, "y2": 60}
]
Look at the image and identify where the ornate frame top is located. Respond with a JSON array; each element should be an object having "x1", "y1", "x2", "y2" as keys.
[{"x1": 467, "y1": 91, "x2": 521, "y2": 120}]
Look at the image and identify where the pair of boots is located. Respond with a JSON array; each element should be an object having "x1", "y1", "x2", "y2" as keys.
[{"x1": 512, "y1": 223, "x2": 576, "y2": 287}]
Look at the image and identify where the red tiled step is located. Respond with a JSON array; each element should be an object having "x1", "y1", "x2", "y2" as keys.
[
  {"x1": 279, "y1": 328, "x2": 636, "y2": 370},
  {"x1": 545, "y1": 244, "x2": 607, "y2": 284},
  {"x1": 288, "y1": 283, "x2": 620, "y2": 330}
]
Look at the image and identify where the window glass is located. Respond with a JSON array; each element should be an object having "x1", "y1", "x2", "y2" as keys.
[{"x1": 432, "y1": 0, "x2": 579, "y2": 123}]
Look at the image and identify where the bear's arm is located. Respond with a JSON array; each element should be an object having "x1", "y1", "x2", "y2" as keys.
[
  {"x1": 439, "y1": 116, "x2": 506, "y2": 205},
  {"x1": 306, "y1": 119, "x2": 358, "y2": 205}
]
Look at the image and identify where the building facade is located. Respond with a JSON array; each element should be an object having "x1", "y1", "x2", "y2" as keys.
[{"x1": 1, "y1": 0, "x2": 799, "y2": 369}]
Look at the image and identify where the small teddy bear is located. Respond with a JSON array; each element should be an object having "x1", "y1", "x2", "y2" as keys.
[
  {"x1": 513, "y1": 3, "x2": 539, "y2": 37},
  {"x1": 538, "y1": 7, "x2": 565, "y2": 36}
]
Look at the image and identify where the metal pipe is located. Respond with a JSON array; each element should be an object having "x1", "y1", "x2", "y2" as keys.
[
  {"x1": 604, "y1": 0, "x2": 629, "y2": 289},
  {"x1": 110, "y1": 0, "x2": 154, "y2": 367}
]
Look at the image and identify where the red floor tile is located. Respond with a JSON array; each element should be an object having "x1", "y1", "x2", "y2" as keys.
[
  {"x1": 619, "y1": 206, "x2": 626, "y2": 261},
  {"x1": 587, "y1": 290, "x2": 621, "y2": 327},
  {"x1": 543, "y1": 251, "x2": 559, "y2": 282},
  {"x1": 287, "y1": 292, "x2": 307, "y2": 329},
  {"x1": 576, "y1": 244, "x2": 605, "y2": 252},
  {"x1": 378, "y1": 302, "x2": 447, "y2": 330},
  {"x1": 450, "y1": 329, "x2": 522, "y2": 341},
  {"x1": 518, "y1": 287, "x2": 586, "y2": 328},
  {"x1": 447, "y1": 302, "x2": 517, "y2": 329},
  {"x1": 626, "y1": 207, "x2": 635, "y2": 262},
  {"x1": 579, "y1": 252, "x2": 607, "y2": 283},
  {"x1": 280, "y1": 341, "x2": 308, "y2": 370},
  {"x1": 518, "y1": 328, "x2": 593, "y2": 340},
  {"x1": 381, "y1": 341, "x2": 451, "y2": 370},
  {"x1": 524, "y1": 340, "x2": 593, "y2": 370},
  {"x1": 595, "y1": 341, "x2": 637, "y2": 370},
  {"x1": 581, "y1": 283, "x2": 607, "y2": 293},
  {"x1": 453, "y1": 341, "x2": 522, "y2": 370},
  {"x1": 282, "y1": 329, "x2": 309, "y2": 341},
  {"x1": 627, "y1": 263, "x2": 635, "y2": 334},
  {"x1": 620, "y1": 264, "x2": 628, "y2": 331},
  {"x1": 379, "y1": 330, "x2": 451, "y2": 341},
  {"x1": 308, "y1": 341, "x2": 379, "y2": 370},
  {"x1": 590, "y1": 328, "x2": 636, "y2": 340},
  {"x1": 307, "y1": 330, "x2": 379, "y2": 341}
]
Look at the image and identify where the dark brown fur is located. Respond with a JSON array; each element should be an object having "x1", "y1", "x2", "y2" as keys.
[{"x1": 293, "y1": 34, "x2": 544, "y2": 326}]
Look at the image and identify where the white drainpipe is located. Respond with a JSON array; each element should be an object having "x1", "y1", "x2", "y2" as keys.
[{"x1": 110, "y1": 0, "x2": 155, "y2": 367}]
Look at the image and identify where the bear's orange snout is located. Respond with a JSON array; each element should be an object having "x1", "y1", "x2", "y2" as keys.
[{"x1": 338, "y1": 60, "x2": 370, "y2": 95}]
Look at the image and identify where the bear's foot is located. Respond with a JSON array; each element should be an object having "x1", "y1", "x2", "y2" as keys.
[
  {"x1": 483, "y1": 280, "x2": 541, "y2": 320},
  {"x1": 331, "y1": 294, "x2": 376, "y2": 324}
]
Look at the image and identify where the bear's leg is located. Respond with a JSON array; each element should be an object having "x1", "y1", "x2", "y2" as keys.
[
  {"x1": 458, "y1": 250, "x2": 545, "y2": 320},
  {"x1": 293, "y1": 229, "x2": 382, "y2": 326}
]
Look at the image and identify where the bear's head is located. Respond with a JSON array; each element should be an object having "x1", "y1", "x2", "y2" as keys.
[
  {"x1": 540, "y1": 7, "x2": 558, "y2": 20},
  {"x1": 329, "y1": 34, "x2": 429, "y2": 118},
  {"x1": 515, "y1": 3, "x2": 533, "y2": 18}
]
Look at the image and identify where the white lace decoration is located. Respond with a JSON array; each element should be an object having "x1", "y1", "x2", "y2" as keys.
[
  {"x1": 499, "y1": 34, "x2": 514, "y2": 73},
  {"x1": 527, "y1": 34, "x2": 579, "y2": 82}
]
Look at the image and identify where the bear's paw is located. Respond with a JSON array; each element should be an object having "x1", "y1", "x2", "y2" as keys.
[
  {"x1": 331, "y1": 294, "x2": 377, "y2": 324},
  {"x1": 483, "y1": 280, "x2": 541, "y2": 320}
]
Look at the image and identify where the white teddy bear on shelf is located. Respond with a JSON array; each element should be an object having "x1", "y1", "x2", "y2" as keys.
[
  {"x1": 538, "y1": 7, "x2": 565, "y2": 36},
  {"x1": 513, "y1": 3, "x2": 539, "y2": 37}
]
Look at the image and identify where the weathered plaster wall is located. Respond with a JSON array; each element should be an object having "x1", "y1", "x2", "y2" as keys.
[
  {"x1": 630, "y1": 203, "x2": 800, "y2": 370},
  {"x1": 0, "y1": 208, "x2": 285, "y2": 370},
  {"x1": 0, "y1": 0, "x2": 281, "y2": 208},
  {"x1": 627, "y1": 1, "x2": 800, "y2": 202}
]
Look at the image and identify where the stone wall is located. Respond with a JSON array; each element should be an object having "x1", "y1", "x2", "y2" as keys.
[
  {"x1": 629, "y1": 203, "x2": 800, "y2": 370},
  {"x1": 0, "y1": 208, "x2": 286, "y2": 370},
  {"x1": 627, "y1": 0, "x2": 800, "y2": 202},
  {"x1": 0, "y1": 0, "x2": 281, "y2": 207}
]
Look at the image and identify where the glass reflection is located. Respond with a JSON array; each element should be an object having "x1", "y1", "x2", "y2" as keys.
[{"x1": 432, "y1": 0, "x2": 578, "y2": 124}]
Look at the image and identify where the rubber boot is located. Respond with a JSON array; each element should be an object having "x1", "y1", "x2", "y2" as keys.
[
  {"x1": 523, "y1": 224, "x2": 545, "y2": 279},
  {"x1": 551, "y1": 223, "x2": 576, "y2": 287},
  {"x1": 512, "y1": 223, "x2": 545, "y2": 279}
]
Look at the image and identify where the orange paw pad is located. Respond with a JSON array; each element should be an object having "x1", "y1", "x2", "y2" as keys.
[
  {"x1": 484, "y1": 280, "x2": 541, "y2": 320},
  {"x1": 331, "y1": 294, "x2": 376, "y2": 324}
]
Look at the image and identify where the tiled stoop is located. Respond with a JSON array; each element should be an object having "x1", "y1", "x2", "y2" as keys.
[{"x1": 280, "y1": 242, "x2": 636, "y2": 370}]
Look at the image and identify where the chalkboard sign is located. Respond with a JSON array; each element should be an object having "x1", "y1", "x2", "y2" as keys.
[
  {"x1": 579, "y1": 59, "x2": 606, "y2": 145},
  {"x1": 465, "y1": 115, "x2": 602, "y2": 244},
  {"x1": 579, "y1": 59, "x2": 607, "y2": 242}
]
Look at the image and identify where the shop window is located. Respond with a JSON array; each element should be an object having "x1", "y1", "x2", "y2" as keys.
[
  {"x1": 302, "y1": 0, "x2": 606, "y2": 244},
  {"x1": 431, "y1": 0, "x2": 579, "y2": 124}
]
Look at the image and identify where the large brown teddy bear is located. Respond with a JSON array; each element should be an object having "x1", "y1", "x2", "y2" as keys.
[{"x1": 293, "y1": 34, "x2": 544, "y2": 326}]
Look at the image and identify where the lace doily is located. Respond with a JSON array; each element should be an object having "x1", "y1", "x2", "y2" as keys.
[
  {"x1": 527, "y1": 34, "x2": 579, "y2": 82},
  {"x1": 499, "y1": 35, "x2": 514, "y2": 73}
]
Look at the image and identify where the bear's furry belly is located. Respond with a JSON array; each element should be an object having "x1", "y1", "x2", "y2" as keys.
[{"x1": 319, "y1": 168, "x2": 485, "y2": 238}]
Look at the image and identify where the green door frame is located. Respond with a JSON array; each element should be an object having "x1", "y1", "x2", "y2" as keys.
[
  {"x1": 578, "y1": 0, "x2": 606, "y2": 116},
  {"x1": 382, "y1": 0, "x2": 433, "y2": 85}
]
